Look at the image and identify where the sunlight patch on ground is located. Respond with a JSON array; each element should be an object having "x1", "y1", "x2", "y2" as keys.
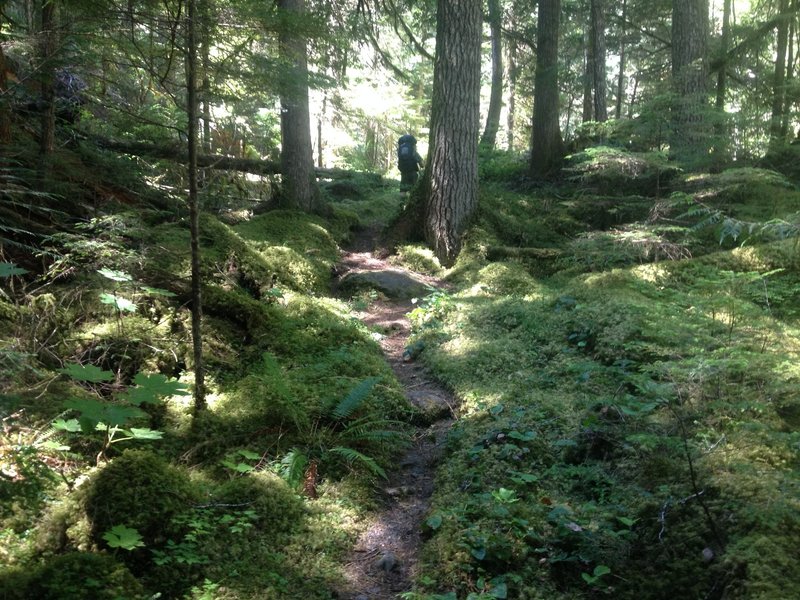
[{"x1": 632, "y1": 263, "x2": 669, "y2": 283}]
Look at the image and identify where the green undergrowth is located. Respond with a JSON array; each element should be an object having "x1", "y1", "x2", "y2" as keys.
[
  {"x1": 0, "y1": 177, "x2": 414, "y2": 598},
  {"x1": 405, "y1": 159, "x2": 800, "y2": 599}
]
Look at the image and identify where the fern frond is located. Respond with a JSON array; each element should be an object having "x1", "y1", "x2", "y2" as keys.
[
  {"x1": 331, "y1": 377, "x2": 380, "y2": 421},
  {"x1": 328, "y1": 446, "x2": 387, "y2": 479},
  {"x1": 278, "y1": 448, "x2": 309, "y2": 490},
  {"x1": 340, "y1": 417, "x2": 408, "y2": 445}
]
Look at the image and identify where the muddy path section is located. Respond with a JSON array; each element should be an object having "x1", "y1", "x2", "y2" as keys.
[{"x1": 332, "y1": 231, "x2": 457, "y2": 600}]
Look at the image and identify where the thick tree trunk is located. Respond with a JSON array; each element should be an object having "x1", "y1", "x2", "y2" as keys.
[
  {"x1": 715, "y1": 0, "x2": 731, "y2": 112},
  {"x1": 480, "y1": 0, "x2": 503, "y2": 148},
  {"x1": 770, "y1": 0, "x2": 790, "y2": 149},
  {"x1": 590, "y1": 0, "x2": 607, "y2": 121},
  {"x1": 529, "y1": 0, "x2": 564, "y2": 178},
  {"x1": 39, "y1": 0, "x2": 56, "y2": 159},
  {"x1": 616, "y1": 0, "x2": 627, "y2": 119},
  {"x1": 582, "y1": 26, "x2": 593, "y2": 123},
  {"x1": 186, "y1": 0, "x2": 205, "y2": 415},
  {"x1": 670, "y1": 0, "x2": 709, "y2": 165},
  {"x1": 277, "y1": 0, "x2": 325, "y2": 214},
  {"x1": 506, "y1": 22, "x2": 517, "y2": 151},
  {"x1": 424, "y1": 0, "x2": 482, "y2": 266},
  {"x1": 0, "y1": 41, "x2": 11, "y2": 143}
]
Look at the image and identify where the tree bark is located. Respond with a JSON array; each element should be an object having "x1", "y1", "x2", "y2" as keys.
[
  {"x1": 424, "y1": 0, "x2": 482, "y2": 266},
  {"x1": 615, "y1": 0, "x2": 627, "y2": 119},
  {"x1": 480, "y1": 0, "x2": 503, "y2": 148},
  {"x1": 186, "y1": 0, "x2": 205, "y2": 415},
  {"x1": 590, "y1": 0, "x2": 607, "y2": 121},
  {"x1": 0, "y1": 40, "x2": 11, "y2": 143},
  {"x1": 670, "y1": 0, "x2": 709, "y2": 165},
  {"x1": 770, "y1": 0, "x2": 790, "y2": 149},
  {"x1": 277, "y1": 0, "x2": 325, "y2": 214},
  {"x1": 39, "y1": 0, "x2": 56, "y2": 160},
  {"x1": 506, "y1": 11, "x2": 517, "y2": 151},
  {"x1": 529, "y1": 0, "x2": 564, "y2": 178}
]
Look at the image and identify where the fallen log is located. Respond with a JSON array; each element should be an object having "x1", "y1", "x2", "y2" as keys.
[
  {"x1": 89, "y1": 136, "x2": 379, "y2": 181},
  {"x1": 486, "y1": 246, "x2": 563, "y2": 261}
]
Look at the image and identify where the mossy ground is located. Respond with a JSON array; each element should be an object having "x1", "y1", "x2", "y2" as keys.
[{"x1": 2, "y1": 148, "x2": 800, "y2": 599}]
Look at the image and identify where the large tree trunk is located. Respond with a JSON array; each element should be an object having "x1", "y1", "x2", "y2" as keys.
[
  {"x1": 277, "y1": 0, "x2": 325, "y2": 214},
  {"x1": 529, "y1": 0, "x2": 564, "y2": 178},
  {"x1": 480, "y1": 0, "x2": 503, "y2": 148},
  {"x1": 615, "y1": 0, "x2": 627, "y2": 119},
  {"x1": 39, "y1": 0, "x2": 56, "y2": 159},
  {"x1": 186, "y1": 0, "x2": 205, "y2": 415},
  {"x1": 424, "y1": 0, "x2": 482, "y2": 266},
  {"x1": 770, "y1": 0, "x2": 790, "y2": 150},
  {"x1": 0, "y1": 40, "x2": 11, "y2": 143},
  {"x1": 671, "y1": 0, "x2": 709, "y2": 165},
  {"x1": 506, "y1": 14, "x2": 517, "y2": 151},
  {"x1": 590, "y1": 0, "x2": 607, "y2": 121}
]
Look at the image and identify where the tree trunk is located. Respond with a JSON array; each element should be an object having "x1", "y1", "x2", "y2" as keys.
[
  {"x1": 781, "y1": 1, "x2": 795, "y2": 138},
  {"x1": 582, "y1": 25, "x2": 593, "y2": 123},
  {"x1": 39, "y1": 0, "x2": 56, "y2": 160},
  {"x1": 480, "y1": 0, "x2": 503, "y2": 148},
  {"x1": 670, "y1": 0, "x2": 709, "y2": 165},
  {"x1": 186, "y1": 0, "x2": 205, "y2": 415},
  {"x1": 277, "y1": 0, "x2": 325, "y2": 214},
  {"x1": 615, "y1": 0, "x2": 627, "y2": 119},
  {"x1": 770, "y1": 0, "x2": 790, "y2": 149},
  {"x1": 506, "y1": 16, "x2": 517, "y2": 151},
  {"x1": 529, "y1": 0, "x2": 564, "y2": 178},
  {"x1": 590, "y1": 0, "x2": 607, "y2": 121},
  {"x1": 200, "y1": 0, "x2": 212, "y2": 155},
  {"x1": 715, "y1": 0, "x2": 731, "y2": 112},
  {"x1": 423, "y1": 0, "x2": 482, "y2": 266},
  {"x1": 0, "y1": 40, "x2": 11, "y2": 143}
]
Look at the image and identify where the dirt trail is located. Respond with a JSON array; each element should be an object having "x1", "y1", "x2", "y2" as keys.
[{"x1": 333, "y1": 228, "x2": 457, "y2": 600}]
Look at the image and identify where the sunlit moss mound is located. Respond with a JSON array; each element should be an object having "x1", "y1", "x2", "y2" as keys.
[
  {"x1": 564, "y1": 146, "x2": 679, "y2": 195},
  {"x1": 211, "y1": 473, "x2": 305, "y2": 544},
  {"x1": 85, "y1": 450, "x2": 199, "y2": 548},
  {"x1": 0, "y1": 552, "x2": 146, "y2": 600},
  {"x1": 235, "y1": 210, "x2": 340, "y2": 294}
]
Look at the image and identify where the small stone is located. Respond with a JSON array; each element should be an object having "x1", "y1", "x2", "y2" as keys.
[
  {"x1": 376, "y1": 551, "x2": 398, "y2": 572},
  {"x1": 702, "y1": 547, "x2": 715, "y2": 562}
]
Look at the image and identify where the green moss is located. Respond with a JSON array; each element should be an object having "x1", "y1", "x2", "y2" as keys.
[
  {"x1": 85, "y1": 450, "x2": 200, "y2": 547},
  {"x1": 1, "y1": 552, "x2": 146, "y2": 600}
]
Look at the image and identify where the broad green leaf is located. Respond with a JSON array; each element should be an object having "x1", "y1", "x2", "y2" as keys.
[
  {"x1": 490, "y1": 582, "x2": 508, "y2": 599},
  {"x1": 140, "y1": 285, "x2": 176, "y2": 297},
  {"x1": 0, "y1": 262, "x2": 28, "y2": 277},
  {"x1": 617, "y1": 516, "x2": 636, "y2": 527},
  {"x1": 97, "y1": 268, "x2": 132, "y2": 282},
  {"x1": 102, "y1": 525, "x2": 144, "y2": 550},
  {"x1": 426, "y1": 514, "x2": 443, "y2": 530},
  {"x1": 593, "y1": 565, "x2": 611, "y2": 577},
  {"x1": 122, "y1": 373, "x2": 190, "y2": 405},
  {"x1": 52, "y1": 418, "x2": 82, "y2": 432},
  {"x1": 507, "y1": 430, "x2": 536, "y2": 441},
  {"x1": 471, "y1": 546, "x2": 486, "y2": 560},
  {"x1": 38, "y1": 440, "x2": 71, "y2": 451},
  {"x1": 238, "y1": 449, "x2": 261, "y2": 460},
  {"x1": 128, "y1": 428, "x2": 164, "y2": 440},
  {"x1": 59, "y1": 363, "x2": 114, "y2": 382},
  {"x1": 103, "y1": 404, "x2": 146, "y2": 425},
  {"x1": 100, "y1": 293, "x2": 137, "y2": 312}
]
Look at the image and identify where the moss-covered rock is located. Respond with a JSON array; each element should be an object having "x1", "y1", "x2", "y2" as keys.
[
  {"x1": 85, "y1": 450, "x2": 200, "y2": 548},
  {"x1": 17, "y1": 552, "x2": 145, "y2": 600}
]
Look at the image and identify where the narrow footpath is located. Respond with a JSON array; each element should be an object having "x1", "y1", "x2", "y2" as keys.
[{"x1": 333, "y1": 229, "x2": 457, "y2": 600}]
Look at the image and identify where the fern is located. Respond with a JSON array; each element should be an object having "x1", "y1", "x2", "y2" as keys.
[
  {"x1": 328, "y1": 446, "x2": 387, "y2": 480},
  {"x1": 278, "y1": 448, "x2": 309, "y2": 489},
  {"x1": 331, "y1": 376, "x2": 380, "y2": 420}
]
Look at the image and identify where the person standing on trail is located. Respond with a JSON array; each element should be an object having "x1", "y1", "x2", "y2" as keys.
[{"x1": 397, "y1": 134, "x2": 424, "y2": 188}]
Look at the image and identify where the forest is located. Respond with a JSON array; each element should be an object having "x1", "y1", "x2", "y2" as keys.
[{"x1": 1, "y1": 0, "x2": 800, "y2": 598}]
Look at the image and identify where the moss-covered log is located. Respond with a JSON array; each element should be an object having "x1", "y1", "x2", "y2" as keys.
[{"x1": 485, "y1": 245, "x2": 563, "y2": 260}]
